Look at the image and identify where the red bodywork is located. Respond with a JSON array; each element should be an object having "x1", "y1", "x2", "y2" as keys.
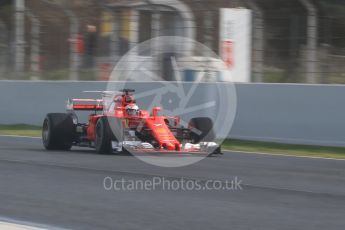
[{"x1": 70, "y1": 91, "x2": 182, "y2": 151}]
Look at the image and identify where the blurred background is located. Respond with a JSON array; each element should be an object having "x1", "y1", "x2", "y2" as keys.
[{"x1": 0, "y1": 0, "x2": 344, "y2": 83}]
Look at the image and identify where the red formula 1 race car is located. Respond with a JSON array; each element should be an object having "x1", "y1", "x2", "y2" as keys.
[{"x1": 42, "y1": 89, "x2": 221, "y2": 155}]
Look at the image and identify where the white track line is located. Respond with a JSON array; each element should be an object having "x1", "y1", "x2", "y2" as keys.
[
  {"x1": 1, "y1": 135, "x2": 344, "y2": 161},
  {"x1": 0, "y1": 222, "x2": 44, "y2": 230},
  {"x1": 0, "y1": 135, "x2": 41, "y2": 139},
  {"x1": 0, "y1": 217, "x2": 68, "y2": 230},
  {"x1": 226, "y1": 149, "x2": 345, "y2": 161}
]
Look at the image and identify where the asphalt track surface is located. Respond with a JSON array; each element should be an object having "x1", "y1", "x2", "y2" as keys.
[{"x1": 0, "y1": 136, "x2": 345, "y2": 230}]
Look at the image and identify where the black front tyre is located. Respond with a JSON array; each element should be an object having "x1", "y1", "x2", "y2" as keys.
[
  {"x1": 95, "y1": 117, "x2": 113, "y2": 154},
  {"x1": 212, "y1": 146, "x2": 222, "y2": 155},
  {"x1": 42, "y1": 113, "x2": 75, "y2": 150},
  {"x1": 188, "y1": 117, "x2": 215, "y2": 143}
]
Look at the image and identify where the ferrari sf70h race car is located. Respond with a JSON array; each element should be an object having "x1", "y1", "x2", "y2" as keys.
[{"x1": 42, "y1": 89, "x2": 221, "y2": 155}]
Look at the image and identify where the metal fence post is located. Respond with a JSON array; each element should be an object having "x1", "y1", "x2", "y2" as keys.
[
  {"x1": 15, "y1": 0, "x2": 25, "y2": 78},
  {"x1": 245, "y1": 0, "x2": 264, "y2": 82},
  {"x1": 0, "y1": 20, "x2": 8, "y2": 77},
  {"x1": 129, "y1": 9, "x2": 139, "y2": 51},
  {"x1": 300, "y1": 0, "x2": 318, "y2": 84},
  {"x1": 26, "y1": 10, "x2": 40, "y2": 80},
  {"x1": 65, "y1": 9, "x2": 79, "y2": 81},
  {"x1": 110, "y1": 10, "x2": 120, "y2": 58}
]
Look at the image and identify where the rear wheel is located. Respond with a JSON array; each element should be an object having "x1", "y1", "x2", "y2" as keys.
[{"x1": 42, "y1": 113, "x2": 75, "y2": 150}]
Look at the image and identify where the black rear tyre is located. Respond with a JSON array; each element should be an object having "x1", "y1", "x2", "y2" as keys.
[{"x1": 42, "y1": 113, "x2": 75, "y2": 150}]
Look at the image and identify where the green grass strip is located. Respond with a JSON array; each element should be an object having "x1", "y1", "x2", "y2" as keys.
[
  {"x1": 0, "y1": 124, "x2": 42, "y2": 137},
  {"x1": 1, "y1": 124, "x2": 345, "y2": 159},
  {"x1": 223, "y1": 139, "x2": 345, "y2": 159}
]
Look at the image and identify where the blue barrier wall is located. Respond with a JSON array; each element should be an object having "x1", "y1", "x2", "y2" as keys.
[{"x1": 1, "y1": 81, "x2": 345, "y2": 147}]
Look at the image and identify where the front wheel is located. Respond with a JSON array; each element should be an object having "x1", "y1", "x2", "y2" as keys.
[
  {"x1": 188, "y1": 117, "x2": 215, "y2": 143},
  {"x1": 95, "y1": 117, "x2": 113, "y2": 154}
]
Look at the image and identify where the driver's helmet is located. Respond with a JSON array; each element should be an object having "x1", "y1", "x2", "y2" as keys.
[{"x1": 125, "y1": 104, "x2": 139, "y2": 116}]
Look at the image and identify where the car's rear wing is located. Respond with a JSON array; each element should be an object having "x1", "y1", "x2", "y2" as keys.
[{"x1": 66, "y1": 99, "x2": 104, "y2": 111}]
